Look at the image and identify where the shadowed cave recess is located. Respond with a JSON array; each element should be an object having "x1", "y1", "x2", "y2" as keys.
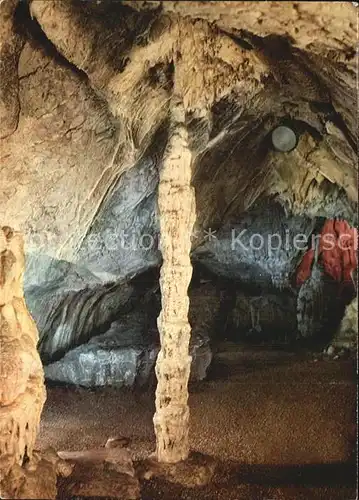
[{"x1": 0, "y1": 0, "x2": 358, "y2": 498}]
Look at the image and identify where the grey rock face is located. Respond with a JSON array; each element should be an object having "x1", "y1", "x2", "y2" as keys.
[
  {"x1": 44, "y1": 310, "x2": 157, "y2": 387},
  {"x1": 24, "y1": 155, "x2": 162, "y2": 369},
  {"x1": 297, "y1": 264, "x2": 327, "y2": 339},
  {"x1": 24, "y1": 253, "x2": 101, "y2": 291},
  {"x1": 296, "y1": 258, "x2": 344, "y2": 342},
  {"x1": 24, "y1": 155, "x2": 162, "y2": 357},
  {"x1": 23, "y1": 157, "x2": 354, "y2": 388},
  {"x1": 229, "y1": 292, "x2": 297, "y2": 343},
  {"x1": 193, "y1": 200, "x2": 317, "y2": 292},
  {"x1": 77, "y1": 156, "x2": 161, "y2": 281},
  {"x1": 44, "y1": 309, "x2": 212, "y2": 387},
  {"x1": 45, "y1": 343, "x2": 146, "y2": 388},
  {"x1": 189, "y1": 342, "x2": 213, "y2": 382},
  {"x1": 29, "y1": 270, "x2": 157, "y2": 364},
  {"x1": 330, "y1": 295, "x2": 358, "y2": 349}
]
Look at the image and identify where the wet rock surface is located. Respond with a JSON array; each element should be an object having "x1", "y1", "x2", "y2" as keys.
[
  {"x1": 43, "y1": 299, "x2": 213, "y2": 387},
  {"x1": 43, "y1": 311, "x2": 158, "y2": 388},
  {"x1": 193, "y1": 199, "x2": 316, "y2": 291}
]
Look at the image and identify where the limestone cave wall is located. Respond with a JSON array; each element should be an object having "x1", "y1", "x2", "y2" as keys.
[{"x1": 0, "y1": 0, "x2": 357, "y2": 388}]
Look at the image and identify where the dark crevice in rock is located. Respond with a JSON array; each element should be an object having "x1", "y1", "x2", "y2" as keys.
[
  {"x1": 328, "y1": 110, "x2": 357, "y2": 153},
  {"x1": 14, "y1": 1, "x2": 89, "y2": 82},
  {"x1": 218, "y1": 28, "x2": 257, "y2": 51},
  {"x1": 35, "y1": 267, "x2": 159, "y2": 365},
  {"x1": 148, "y1": 60, "x2": 174, "y2": 91}
]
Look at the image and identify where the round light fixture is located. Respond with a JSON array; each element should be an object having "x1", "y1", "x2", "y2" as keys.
[{"x1": 271, "y1": 125, "x2": 297, "y2": 152}]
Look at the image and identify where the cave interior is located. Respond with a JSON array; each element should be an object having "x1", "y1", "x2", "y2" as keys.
[{"x1": 0, "y1": 1, "x2": 358, "y2": 499}]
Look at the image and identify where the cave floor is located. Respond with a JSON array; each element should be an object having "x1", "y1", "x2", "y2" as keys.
[{"x1": 37, "y1": 346, "x2": 357, "y2": 499}]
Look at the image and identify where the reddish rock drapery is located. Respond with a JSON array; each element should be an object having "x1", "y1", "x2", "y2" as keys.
[{"x1": 296, "y1": 219, "x2": 358, "y2": 291}]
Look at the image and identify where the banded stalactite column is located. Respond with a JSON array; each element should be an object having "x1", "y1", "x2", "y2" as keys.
[
  {"x1": 0, "y1": 227, "x2": 46, "y2": 468},
  {"x1": 153, "y1": 97, "x2": 196, "y2": 463}
]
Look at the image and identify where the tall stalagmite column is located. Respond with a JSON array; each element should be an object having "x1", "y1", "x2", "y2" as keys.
[
  {"x1": 153, "y1": 98, "x2": 196, "y2": 463},
  {"x1": 0, "y1": 227, "x2": 46, "y2": 467}
]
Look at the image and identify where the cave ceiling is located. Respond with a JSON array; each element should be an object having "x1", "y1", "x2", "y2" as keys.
[{"x1": 0, "y1": 0, "x2": 357, "y2": 264}]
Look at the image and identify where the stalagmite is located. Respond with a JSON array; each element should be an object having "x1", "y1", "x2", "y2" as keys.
[
  {"x1": 0, "y1": 227, "x2": 49, "y2": 497},
  {"x1": 153, "y1": 98, "x2": 196, "y2": 463},
  {"x1": 0, "y1": 227, "x2": 46, "y2": 464}
]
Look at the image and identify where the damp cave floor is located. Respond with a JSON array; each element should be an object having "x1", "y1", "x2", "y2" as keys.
[{"x1": 37, "y1": 345, "x2": 357, "y2": 500}]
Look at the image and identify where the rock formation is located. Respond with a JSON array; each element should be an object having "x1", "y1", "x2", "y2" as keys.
[
  {"x1": 333, "y1": 295, "x2": 358, "y2": 349},
  {"x1": 0, "y1": 227, "x2": 45, "y2": 466},
  {"x1": 331, "y1": 268, "x2": 358, "y2": 350},
  {"x1": 153, "y1": 98, "x2": 196, "y2": 462},
  {"x1": 0, "y1": 227, "x2": 55, "y2": 498},
  {"x1": 0, "y1": 0, "x2": 24, "y2": 139}
]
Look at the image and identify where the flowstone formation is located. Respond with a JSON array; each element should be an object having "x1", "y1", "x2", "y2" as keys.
[
  {"x1": 333, "y1": 296, "x2": 358, "y2": 349},
  {"x1": 331, "y1": 268, "x2": 358, "y2": 350},
  {"x1": 153, "y1": 98, "x2": 196, "y2": 463},
  {"x1": 0, "y1": 227, "x2": 45, "y2": 466},
  {"x1": 0, "y1": 227, "x2": 60, "y2": 499}
]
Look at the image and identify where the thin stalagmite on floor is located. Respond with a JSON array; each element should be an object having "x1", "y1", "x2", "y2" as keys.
[{"x1": 153, "y1": 97, "x2": 196, "y2": 463}]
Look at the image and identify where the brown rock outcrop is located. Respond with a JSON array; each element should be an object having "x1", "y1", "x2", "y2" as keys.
[
  {"x1": 0, "y1": 227, "x2": 48, "y2": 497},
  {"x1": 0, "y1": 227, "x2": 45, "y2": 465},
  {"x1": 0, "y1": 0, "x2": 24, "y2": 139}
]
